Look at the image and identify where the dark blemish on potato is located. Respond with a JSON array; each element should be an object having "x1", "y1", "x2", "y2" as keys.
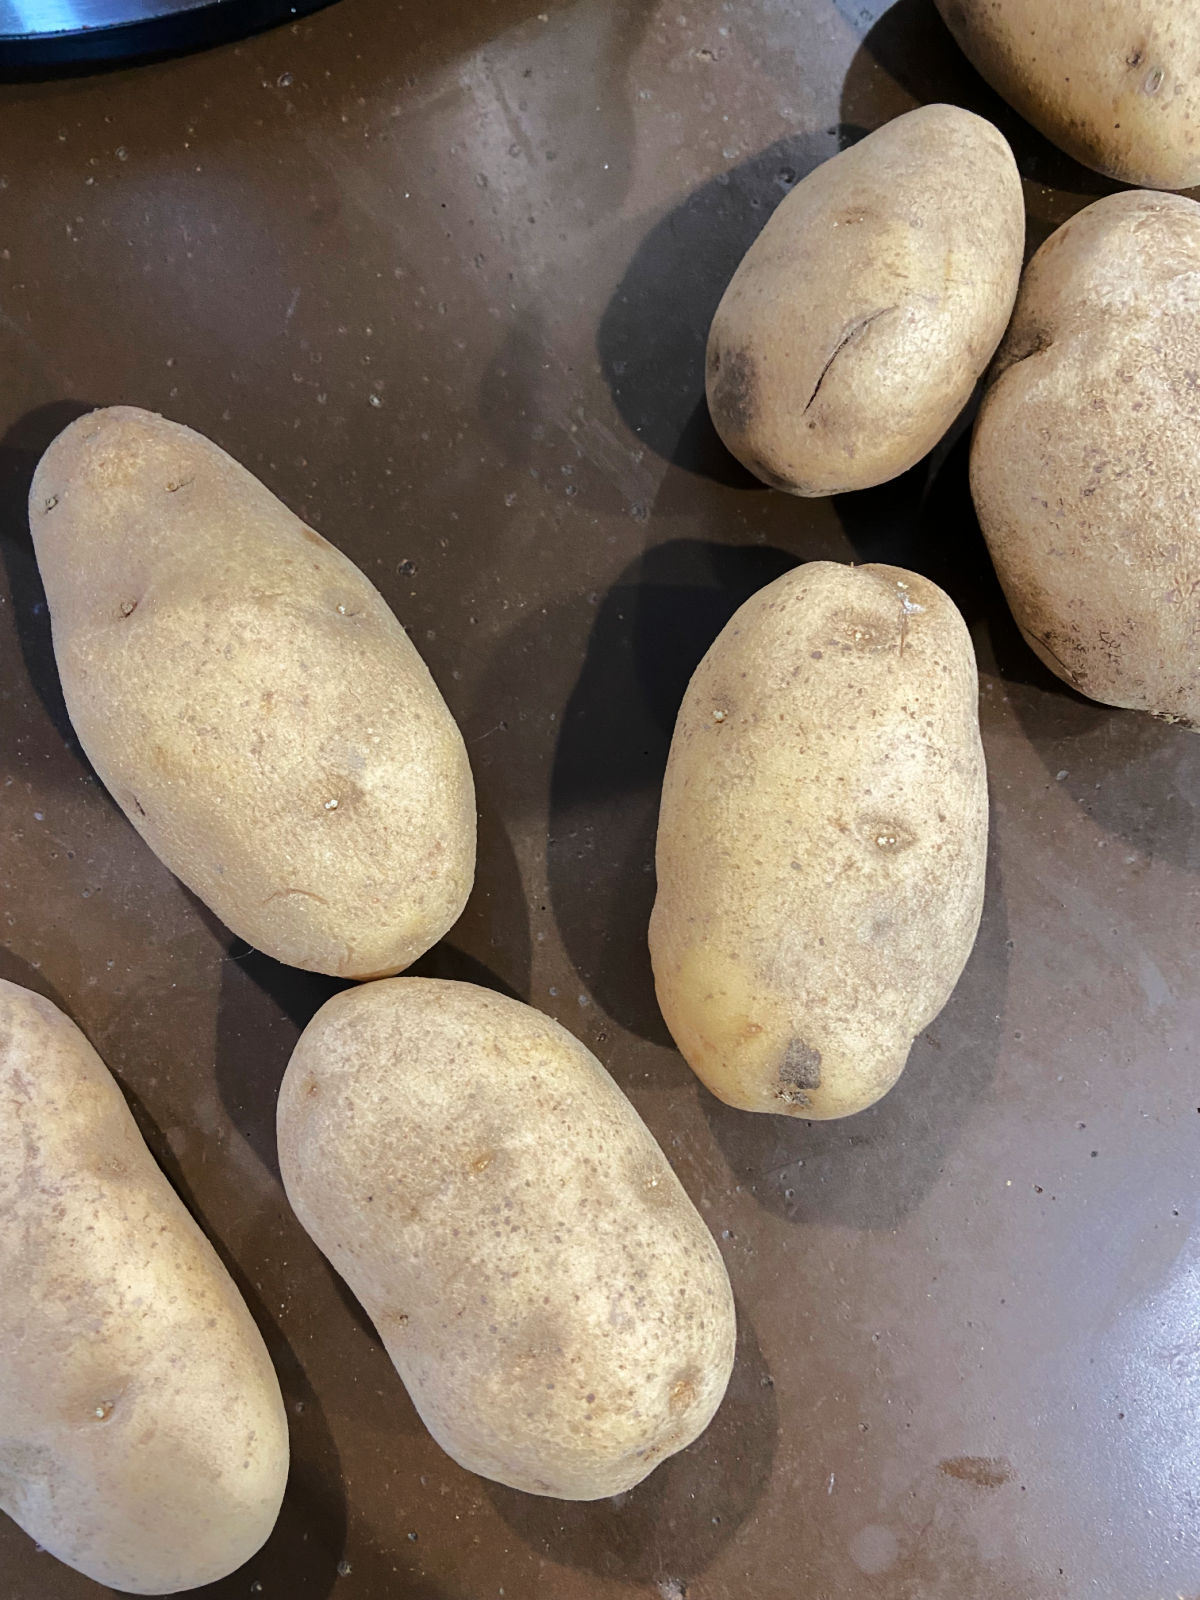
[
  {"x1": 939, "y1": 1456, "x2": 1013, "y2": 1489},
  {"x1": 165, "y1": 477, "x2": 194, "y2": 493},
  {"x1": 777, "y1": 1039, "x2": 822, "y2": 1105},
  {"x1": 669, "y1": 1374, "x2": 698, "y2": 1412},
  {"x1": 42, "y1": 495, "x2": 58, "y2": 513},
  {"x1": 1127, "y1": 46, "x2": 1145, "y2": 68},
  {"x1": 803, "y1": 306, "x2": 896, "y2": 414},
  {"x1": 994, "y1": 328, "x2": 1054, "y2": 382},
  {"x1": 130, "y1": 796, "x2": 146, "y2": 818},
  {"x1": 707, "y1": 344, "x2": 758, "y2": 433},
  {"x1": 119, "y1": 599, "x2": 138, "y2": 618}
]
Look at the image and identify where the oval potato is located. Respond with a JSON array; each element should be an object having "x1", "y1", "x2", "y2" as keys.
[
  {"x1": 706, "y1": 104, "x2": 1024, "y2": 496},
  {"x1": 0, "y1": 979, "x2": 288, "y2": 1594},
  {"x1": 277, "y1": 978, "x2": 735, "y2": 1500},
  {"x1": 972, "y1": 189, "x2": 1200, "y2": 726},
  {"x1": 935, "y1": 0, "x2": 1200, "y2": 190},
  {"x1": 30, "y1": 406, "x2": 475, "y2": 979},
  {"x1": 649, "y1": 562, "x2": 987, "y2": 1119}
]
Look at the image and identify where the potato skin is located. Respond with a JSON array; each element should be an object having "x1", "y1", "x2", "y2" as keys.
[
  {"x1": 29, "y1": 406, "x2": 475, "y2": 979},
  {"x1": 0, "y1": 980, "x2": 288, "y2": 1594},
  {"x1": 935, "y1": 0, "x2": 1200, "y2": 190},
  {"x1": 972, "y1": 190, "x2": 1200, "y2": 726},
  {"x1": 706, "y1": 105, "x2": 1023, "y2": 496},
  {"x1": 649, "y1": 562, "x2": 987, "y2": 1119},
  {"x1": 277, "y1": 979, "x2": 735, "y2": 1500}
]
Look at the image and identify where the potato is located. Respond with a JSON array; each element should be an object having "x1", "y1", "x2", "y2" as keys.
[
  {"x1": 706, "y1": 105, "x2": 1023, "y2": 496},
  {"x1": 649, "y1": 562, "x2": 987, "y2": 1119},
  {"x1": 935, "y1": 0, "x2": 1200, "y2": 190},
  {"x1": 30, "y1": 406, "x2": 475, "y2": 979},
  {"x1": 277, "y1": 978, "x2": 735, "y2": 1500},
  {"x1": 972, "y1": 190, "x2": 1200, "y2": 726},
  {"x1": 0, "y1": 980, "x2": 287, "y2": 1594}
]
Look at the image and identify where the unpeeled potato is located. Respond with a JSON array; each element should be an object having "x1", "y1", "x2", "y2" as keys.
[
  {"x1": 972, "y1": 189, "x2": 1200, "y2": 726},
  {"x1": 0, "y1": 980, "x2": 288, "y2": 1593},
  {"x1": 30, "y1": 406, "x2": 475, "y2": 979},
  {"x1": 278, "y1": 978, "x2": 736, "y2": 1499},
  {"x1": 935, "y1": 0, "x2": 1200, "y2": 190},
  {"x1": 650, "y1": 561, "x2": 987, "y2": 1118},
  {"x1": 706, "y1": 105, "x2": 1024, "y2": 496}
]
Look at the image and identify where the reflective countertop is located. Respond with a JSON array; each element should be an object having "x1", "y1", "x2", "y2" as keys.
[{"x1": 1, "y1": 2, "x2": 1199, "y2": 1597}]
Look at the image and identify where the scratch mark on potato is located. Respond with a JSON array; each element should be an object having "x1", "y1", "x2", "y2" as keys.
[
  {"x1": 803, "y1": 306, "x2": 896, "y2": 415},
  {"x1": 262, "y1": 887, "x2": 330, "y2": 908}
]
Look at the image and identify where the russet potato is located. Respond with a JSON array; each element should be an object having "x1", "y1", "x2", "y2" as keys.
[
  {"x1": 650, "y1": 562, "x2": 987, "y2": 1118},
  {"x1": 277, "y1": 978, "x2": 736, "y2": 1500},
  {"x1": 0, "y1": 980, "x2": 288, "y2": 1594},
  {"x1": 30, "y1": 406, "x2": 475, "y2": 979}
]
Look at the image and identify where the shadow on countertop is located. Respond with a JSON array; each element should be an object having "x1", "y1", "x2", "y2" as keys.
[
  {"x1": 596, "y1": 126, "x2": 863, "y2": 485},
  {"x1": 0, "y1": 401, "x2": 103, "y2": 759},
  {"x1": 546, "y1": 538, "x2": 798, "y2": 1051}
]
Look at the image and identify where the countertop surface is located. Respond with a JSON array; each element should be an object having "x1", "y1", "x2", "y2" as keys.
[{"x1": 2, "y1": 2, "x2": 1199, "y2": 1596}]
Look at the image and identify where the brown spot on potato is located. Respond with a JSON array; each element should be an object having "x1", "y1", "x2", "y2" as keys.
[
  {"x1": 778, "y1": 1039, "x2": 822, "y2": 1105},
  {"x1": 939, "y1": 1455, "x2": 1013, "y2": 1489},
  {"x1": 708, "y1": 345, "x2": 758, "y2": 434},
  {"x1": 470, "y1": 1151, "x2": 493, "y2": 1174},
  {"x1": 119, "y1": 599, "x2": 138, "y2": 618},
  {"x1": 669, "y1": 1375, "x2": 698, "y2": 1412}
]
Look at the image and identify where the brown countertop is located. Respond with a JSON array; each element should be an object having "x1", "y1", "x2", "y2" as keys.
[{"x1": 2, "y1": 1, "x2": 1198, "y2": 1595}]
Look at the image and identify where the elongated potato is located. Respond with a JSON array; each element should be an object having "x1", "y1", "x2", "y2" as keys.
[
  {"x1": 30, "y1": 406, "x2": 475, "y2": 979},
  {"x1": 277, "y1": 979, "x2": 735, "y2": 1500},
  {"x1": 0, "y1": 980, "x2": 288, "y2": 1594},
  {"x1": 935, "y1": 0, "x2": 1200, "y2": 190},
  {"x1": 650, "y1": 562, "x2": 987, "y2": 1119},
  {"x1": 972, "y1": 190, "x2": 1200, "y2": 726},
  {"x1": 706, "y1": 105, "x2": 1024, "y2": 496}
]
